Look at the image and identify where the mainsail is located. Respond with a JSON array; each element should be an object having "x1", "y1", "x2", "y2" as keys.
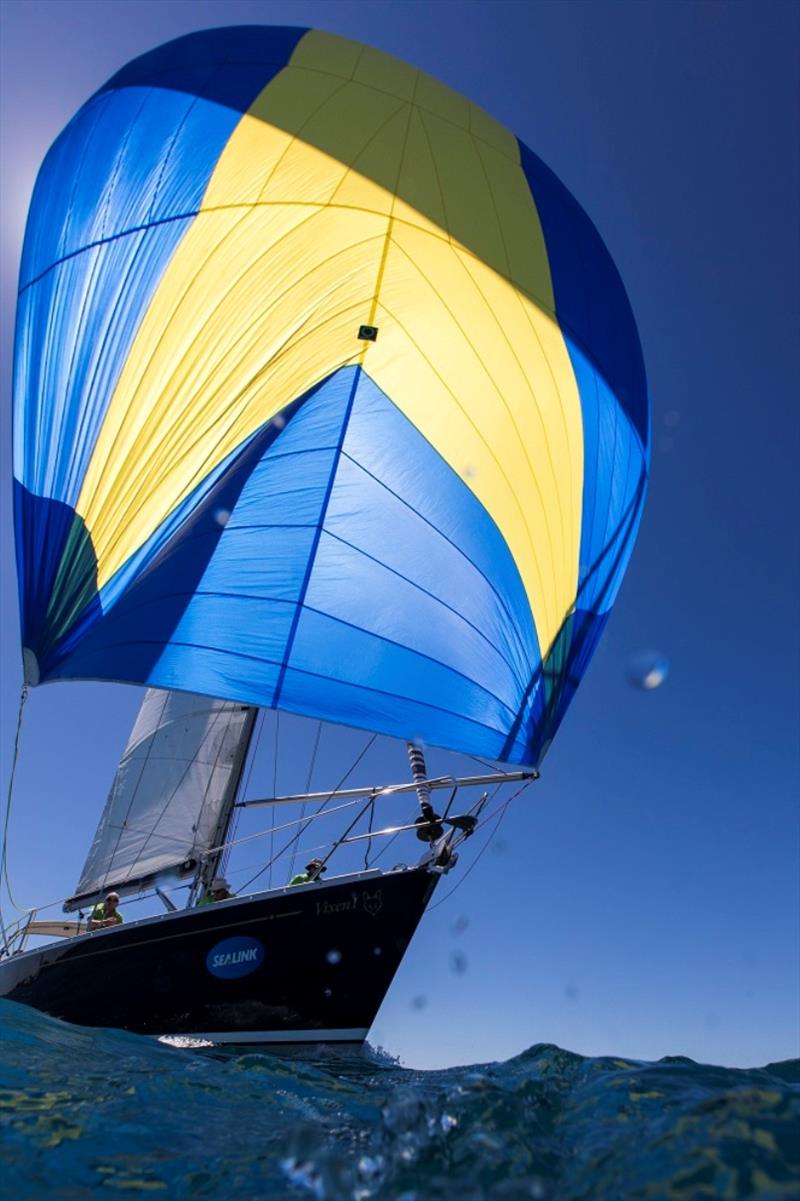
[{"x1": 63, "y1": 691, "x2": 256, "y2": 911}]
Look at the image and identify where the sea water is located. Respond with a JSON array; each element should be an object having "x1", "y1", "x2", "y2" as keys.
[{"x1": 0, "y1": 999, "x2": 797, "y2": 1200}]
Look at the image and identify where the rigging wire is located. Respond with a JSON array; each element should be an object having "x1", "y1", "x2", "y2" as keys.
[
  {"x1": 289, "y1": 720, "x2": 322, "y2": 881},
  {"x1": 269, "y1": 711, "x2": 280, "y2": 889},
  {"x1": 426, "y1": 781, "x2": 532, "y2": 913},
  {"x1": 466, "y1": 751, "x2": 506, "y2": 773},
  {"x1": 207, "y1": 794, "x2": 366, "y2": 858},
  {"x1": 363, "y1": 797, "x2": 375, "y2": 870},
  {"x1": 0, "y1": 686, "x2": 29, "y2": 952},
  {"x1": 367, "y1": 771, "x2": 503, "y2": 870},
  {"x1": 237, "y1": 732, "x2": 377, "y2": 893}
]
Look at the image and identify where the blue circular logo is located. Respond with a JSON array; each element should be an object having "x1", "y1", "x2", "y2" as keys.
[{"x1": 206, "y1": 935, "x2": 265, "y2": 979}]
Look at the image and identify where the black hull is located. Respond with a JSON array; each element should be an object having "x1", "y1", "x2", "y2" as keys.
[{"x1": 0, "y1": 868, "x2": 438, "y2": 1044}]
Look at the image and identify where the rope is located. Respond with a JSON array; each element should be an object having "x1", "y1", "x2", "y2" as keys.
[
  {"x1": 426, "y1": 780, "x2": 532, "y2": 913},
  {"x1": 237, "y1": 732, "x2": 377, "y2": 893},
  {"x1": 363, "y1": 798, "x2": 375, "y2": 870},
  {"x1": 0, "y1": 687, "x2": 29, "y2": 955}
]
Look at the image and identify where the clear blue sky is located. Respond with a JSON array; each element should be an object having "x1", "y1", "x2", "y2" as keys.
[{"x1": 1, "y1": 0, "x2": 798, "y2": 1071}]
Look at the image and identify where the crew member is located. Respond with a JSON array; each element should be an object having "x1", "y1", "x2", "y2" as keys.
[
  {"x1": 288, "y1": 858, "x2": 327, "y2": 886},
  {"x1": 197, "y1": 878, "x2": 235, "y2": 905},
  {"x1": 88, "y1": 891, "x2": 123, "y2": 929}
]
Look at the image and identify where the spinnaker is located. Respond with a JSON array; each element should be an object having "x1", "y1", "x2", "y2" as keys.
[{"x1": 13, "y1": 26, "x2": 649, "y2": 767}]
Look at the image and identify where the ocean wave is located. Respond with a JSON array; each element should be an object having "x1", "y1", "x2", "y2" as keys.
[{"x1": 0, "y1": 1000, "x2": 797, "y2": 1200}]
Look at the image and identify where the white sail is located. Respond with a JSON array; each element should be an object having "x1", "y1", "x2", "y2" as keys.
[{"x1": 64, "y1": 690, "x2": 255, "y2": 910}]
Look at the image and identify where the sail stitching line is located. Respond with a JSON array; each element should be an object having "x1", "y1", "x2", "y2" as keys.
[
  {"x1": 449, "y1": 216, "x2": 575, "y2": 593},
  {"x1": 498, "y1": 471, "x2": 647, "y2": 762},
  {"x1": 375, "y1": 295, "x2": 555, "y2": 638},
  {"x1": 17, "y1": 199, "x2": 645, "y2": 472},
  {"x1": 285, "y1": 58, "x2": 522, "y2": 161},
  {"x1": 83, "y1": 209, "x2": 362, "y2": 554},
  {"x1": 469, "y1": 128, "x2": 576, "y2": 576},
  {"x1": 50, "y1": 86, "x2": 156, "y2": 512},
  {"x1": 67, "y1": 68, "x2": 358, "y2": 546},
  {"x1": 69, "y1": 628, "x2": 517, "y2": 735},
  {"x1": 320, "y1": 527, "x2": 528, "y2": 696},
  {"x1": 271, "y1": 81, "x2": 416, "y2": 706},
  {"x1": 358, "y1": 74, "x2": 418, "y2": 347},
  {"x1": 270, "y1": 365, "x2": 362, "y2": 710},
  {"x1": 18, "y1": 201, "x2": 561, "y2": 331},
  {"x1": 385, "y1": 234, "x2": 558, "y2": 637},
  {"x1": 68, "y1": 63, "x2": 222, "y2": 513}
]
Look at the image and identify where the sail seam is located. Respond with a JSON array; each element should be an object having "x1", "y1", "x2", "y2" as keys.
[
  {"x1": 320, "y1": 528, "x2": 528, "y2": 696},
  {"x1": 271, "y1": 367, "x2": 362, "y2": 709}
]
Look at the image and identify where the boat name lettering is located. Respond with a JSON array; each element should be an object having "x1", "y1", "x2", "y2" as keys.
[
  {"x1": 206, "y1": 935, "x2": 265, "y2": 979},
  {"x1": 317, "y1": 891, "x2": 359, "y2": 917}
]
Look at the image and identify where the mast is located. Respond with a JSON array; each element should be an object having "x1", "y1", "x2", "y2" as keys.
[{"x1": 194, "y1": 706, "x2": 258, "y2": 900}]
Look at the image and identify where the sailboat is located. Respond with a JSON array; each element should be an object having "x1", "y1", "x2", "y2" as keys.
[
  {"x1": 2, "y1": 689, "x2": 534, "y2": 1043},
  {"x1": 0, "y1": 27, "x2": 649, "y2": 1045}
]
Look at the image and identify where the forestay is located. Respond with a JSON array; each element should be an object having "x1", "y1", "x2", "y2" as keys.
[{"x1": 63, "y1": 690, "x2": 255, "y2": 911}]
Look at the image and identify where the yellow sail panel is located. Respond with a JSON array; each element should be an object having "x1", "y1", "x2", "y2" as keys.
[
  {"x1": 76, "y1": 28, "x2": 581, "y2": 660},
  {"x1": 367, "y1": 232, "x2": 582, "y2": 651}
]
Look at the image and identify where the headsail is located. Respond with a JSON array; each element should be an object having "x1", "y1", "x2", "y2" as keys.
[
  {"x1": 13, "y1": 27, "x2": 649, "y2": 767},
  {"x1": 63, "y1": 691, "x2": 255, "y2": 911}
]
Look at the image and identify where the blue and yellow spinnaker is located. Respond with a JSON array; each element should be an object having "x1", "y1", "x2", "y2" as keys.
[{"x1": 13, "y1": 26, "x2": 649, "y2": 765}]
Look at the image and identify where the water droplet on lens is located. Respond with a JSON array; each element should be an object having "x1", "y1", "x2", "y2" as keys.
[
  {"x1": 213, "y1": 508, "x2": 231, "y2": 527},
  {"x1": 326, "y1": 948, "x2": 342, "y2": 965},
  {"x1": 280, "y1": 1156, "x2": 320, "y2": 1193},
  {"x1": 411, "y1": 994, "x2": 427, "y2": 1009},
  {"x1": 450, "y1": 950, "x2": 468, "y2": 975},
  {"x1": 564, "y1": 982, "x2": 578, "y2": 1001},
  {"x1": 323, "y1": 987, "x2": 332, "y2": 998},
  {"x1": 663, "y1": 408, "x2": 680, "y2": 428},
  {"x1": 373, "y1": 946, "x2": 382, "y2": 956},
  {"x1": 626, "y1": 650, "x2": 669, "y2": 691},
  {"x1": 450, "y1": 914, "x2": 469, "y2": 936},
  {"x1": 273, "y1": 413, "x2": 286, "y2": 429},
  {"x1": 491, "y1": 838, "x2": 508, "y2": 856},
  {"x1": 463, "y1": 463, "x2": 477, "y2": 479},
  {"x1": 658, "y1": 434, "x2": 674, "y2": 453},
  {"x1": 357, "y1": 1154, "x2": 384, "y2": 1179}
]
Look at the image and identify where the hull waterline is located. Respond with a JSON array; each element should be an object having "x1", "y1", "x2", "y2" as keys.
[{"x1": 0, "y1": 868, "x2": 438, "y2": 1044}]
